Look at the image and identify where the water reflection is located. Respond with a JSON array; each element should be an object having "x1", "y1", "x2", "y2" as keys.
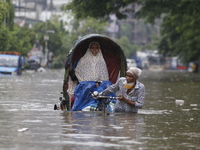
[{"x1": 60, "y1": 111, "x2": 145, "y2": 149}]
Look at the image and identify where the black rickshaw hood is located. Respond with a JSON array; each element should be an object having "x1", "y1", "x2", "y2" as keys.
[{"x1": 65, "y1": 34, "x2": 127, "y2": 83}]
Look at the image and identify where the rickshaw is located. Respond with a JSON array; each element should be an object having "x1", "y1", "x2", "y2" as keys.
[{"x1": 56, "y1": 34, "x2": 127, "y2": 111}]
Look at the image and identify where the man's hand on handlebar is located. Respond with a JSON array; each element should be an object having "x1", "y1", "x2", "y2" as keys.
[{"x1": 118, "y1": 95, "x2": 125, "y2": 101}]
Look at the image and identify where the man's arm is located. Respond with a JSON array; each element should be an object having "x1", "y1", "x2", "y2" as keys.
[
  {"x1": 101, "y1": 78, "x2": 121, "y2": 95},
  {"x1": 118, "y1": 95, "x2": 136, "y2": 106}
]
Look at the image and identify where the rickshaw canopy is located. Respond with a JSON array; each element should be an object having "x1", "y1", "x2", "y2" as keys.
[{"x1": 65, "y1": 34, "x2": 127, "y2": 83}]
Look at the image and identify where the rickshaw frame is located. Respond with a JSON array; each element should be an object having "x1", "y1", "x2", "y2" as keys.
[{"x1": 59, "y1": 34, "x2": 127, "y2": 111}]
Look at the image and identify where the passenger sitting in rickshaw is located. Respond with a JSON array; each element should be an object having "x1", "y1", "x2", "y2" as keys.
[{"x1": 68, "y1": 42, "x2": 116, "y2": 111}]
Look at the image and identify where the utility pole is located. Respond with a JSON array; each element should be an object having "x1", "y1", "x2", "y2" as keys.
[
  {"x1": 44, "y1": 3, "x2": 48, "y2": 67},
  {"x1": 41, "y1": 0, "x2": 54, "y2": 67},
  {"x1": 44, "y1": 0, "x2": 55, "y2": 68}
]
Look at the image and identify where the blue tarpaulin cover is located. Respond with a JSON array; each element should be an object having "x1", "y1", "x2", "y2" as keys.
[{"x1": 71, "y1": 80, "x2": 116, "y2": 111}]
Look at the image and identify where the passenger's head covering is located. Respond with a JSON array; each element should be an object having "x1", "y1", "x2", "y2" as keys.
[
  {"x1": 126, "y1": 67, "x2": 142, "y2": 79},
  {"x1": 89, "y1": 41, "x2": 100, "y2": 49}
]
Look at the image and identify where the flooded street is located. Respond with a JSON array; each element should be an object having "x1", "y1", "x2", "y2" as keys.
[{"x1": 0, "y1": 69, "x2": 200, "y2": 150}]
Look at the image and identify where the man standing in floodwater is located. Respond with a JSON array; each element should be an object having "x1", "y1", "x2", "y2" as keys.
[{"x1": 101, "y1": 67, "x2": 145, "y2": 113}]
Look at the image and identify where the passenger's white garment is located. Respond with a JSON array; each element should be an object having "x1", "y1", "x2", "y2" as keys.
[{"x1": 75, "y1": 49, "x2": 109, "y2": 82}]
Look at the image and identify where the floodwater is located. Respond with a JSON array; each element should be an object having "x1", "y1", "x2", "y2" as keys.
[{"x1": 0, "y1": 69, "x2": 199, "y2": 150}]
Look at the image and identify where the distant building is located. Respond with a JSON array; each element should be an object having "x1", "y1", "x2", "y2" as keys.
[{"x1": 14, "y1": 0, "x2": 71, "y2": 26}]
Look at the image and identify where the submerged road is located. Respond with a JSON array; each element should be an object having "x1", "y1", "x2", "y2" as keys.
[{"x1": 0, "y1": 69, "x2": 199, "y2": 150}]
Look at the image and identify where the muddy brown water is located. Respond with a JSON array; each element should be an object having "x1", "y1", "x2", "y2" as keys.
[{"x1": 0, "y1": 69, "x2": 199, "y2": 150}]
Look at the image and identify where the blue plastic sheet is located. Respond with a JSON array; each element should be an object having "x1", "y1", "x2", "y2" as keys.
[{"x1": 71, "y1": 80, "x2": 116, "y2": 111}]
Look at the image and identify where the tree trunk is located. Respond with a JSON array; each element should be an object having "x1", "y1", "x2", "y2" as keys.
[{"x1": 198, "y1": 56, "x2": 200, "y2": 73}]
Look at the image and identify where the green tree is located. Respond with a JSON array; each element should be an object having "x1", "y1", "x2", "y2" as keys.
[
  {"x1": 30, "y1": 13, "x2": 111, "y2": 68},
  {"x1": 0, "y1": 1, "x2": 8, "y2": 26},
  {"x1": 115, "y1": 36, "x2": 135, "y2": 58},
  {"x1": 138, "y1": 0, "x2": 200, "y2": 63},
  {"x1": 0, "y1": 27, "x2": 10, "y2": 51},
  {"x1": 64, "y1": 0, "x2": 200, "y2": 65},
  {"x1": 75, "y1": 18, "x2": 108, "y2": 36},
  {"x1": 63, "y1": 0, "x2": 134, "y2": 20},
  {"x1": 33, "y1": 21, "x2": 63, "y2": 56},
  {"x1": 0, "y1": 25, "x2": 35, "y2": 55},
  {"x1": 8, "y1": 25, "x2": 36, "y2": 55},
  {"x1": 51, "y1": 16, "x2": 73, "y2": 55},
  {"x1": 0, "y1": 0, "x2": 19, "y2": 54},
  {"x1": 0, "y1": 0, "x2": 14, "y2": 30},
  {"x1": 67, "y1": 17, "x2": 108, "y2": 41},
  {"x1": 6, "y1": 0, "x2": 15, "y2": 30}
]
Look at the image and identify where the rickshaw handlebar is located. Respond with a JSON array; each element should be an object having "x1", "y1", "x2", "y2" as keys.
[
  {"x1": 91, "y1": 91, "x2": 119, "y2": 100},
  {"x1": 94, "y1": 95, "x2": 119, "y2": 99}
]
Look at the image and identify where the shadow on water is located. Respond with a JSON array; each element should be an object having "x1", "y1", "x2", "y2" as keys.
[{"x1": 0, "y1": 69, "x2": 199, "y2": 150}]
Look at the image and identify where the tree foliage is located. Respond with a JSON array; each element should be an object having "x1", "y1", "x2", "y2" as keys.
[
  {"x1": 8, "y1": 26, "x2": 35, "y2": 56},
  {"x1": 0, "y1": 0, "x2": 23, "y2": 54},
  {"x1": 63, "y1": 0, "x2": 137, "y2": 20},
  {"x1": 69, "y1": 17, "x2": 108, "y2": 39},
  {"x1": 0, "y1": 0, "x2": 14, "y2": 30},
  {"x1": 0, "y1": 25, "x2": 35, "y2": 55},
  {"x1": 30, "y1": 16, "x2": 108, "y2": 68},
  {"x1": 73, "y1": 18, "x2": 108, "y2": 37},
  {"x1": 6, "y1": 0, "x2": 15, "y2": 30},
  {"x1": 0, "y1": 1, "x2": 8, "y2": 26},
  {"x1": 0, "y1": 27, "x2": 10, "y2": 51},
  {"x1": 64, "y1": 0, "x2": 200, "y2": 63},
  {"x1": 138, "y1": 0, "x2": 200, "y2": 63},
  {"x1": 32, "y1": 21, "x2": 63, "y2": 56},
  {"x1": 115, "y1": 36, "x2": 134, "y2": 58}
]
